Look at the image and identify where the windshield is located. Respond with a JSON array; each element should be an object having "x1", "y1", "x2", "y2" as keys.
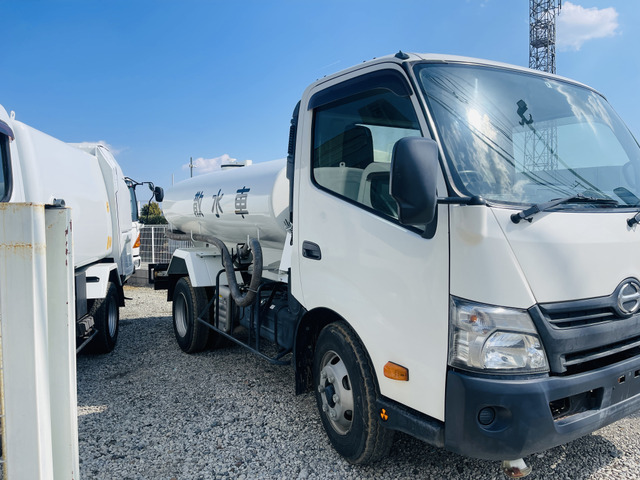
[{"x1": 414, "y1": 63, "x2": 640, "y2": 207}]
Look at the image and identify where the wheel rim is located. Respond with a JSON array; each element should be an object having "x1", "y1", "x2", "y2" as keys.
[
  {"x1": 175, "y1": 292, "x2": 188, "y2": 337},
  {"x1": 107, "y1": 298, "x2": 118, "y2": 338},
  {"x1": 317, "y1": 350, "x2": 354, "y2": 435}
]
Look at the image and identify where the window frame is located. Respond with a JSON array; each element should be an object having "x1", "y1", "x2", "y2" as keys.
[
  {"x1": 308, "y1": 66, "x2": 427, "y2": 228},
  {"x1": 0, "y1": 132, "x2": 13, "y2": 203}
]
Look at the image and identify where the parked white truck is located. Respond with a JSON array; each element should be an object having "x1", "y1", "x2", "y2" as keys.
[
  {"x1": 0, "y1": 107, "x2": 152, "y2": 353},
  {"x1": 153, "y1": 52, "x2": 640, "y2": 476}
]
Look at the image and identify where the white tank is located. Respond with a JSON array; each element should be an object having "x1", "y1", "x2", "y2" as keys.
[{"x1": 163, "y1": 159, "x2": 289, "y2": 251}]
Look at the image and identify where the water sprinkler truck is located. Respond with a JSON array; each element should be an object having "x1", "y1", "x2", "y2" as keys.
[{"x1": 152, "y1": 52, "x2": 640, "y2": 477}]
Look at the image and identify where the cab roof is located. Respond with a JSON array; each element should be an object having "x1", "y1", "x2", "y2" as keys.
[{"x1": 310, "y1": 51, "x2": 592, "y2": 92}]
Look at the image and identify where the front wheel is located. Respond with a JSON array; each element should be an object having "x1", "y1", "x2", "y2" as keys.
[
  {"x1": 313, "y1": 321, "x2": 394, "y2": 464},
  {"x1": 87, "y1": 282, "x2": 119, "y2": 353}
]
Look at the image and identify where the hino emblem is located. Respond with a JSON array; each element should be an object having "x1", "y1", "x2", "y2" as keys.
[{"x1": 616, "y1": 279, "x2": 640, "y2": 316}]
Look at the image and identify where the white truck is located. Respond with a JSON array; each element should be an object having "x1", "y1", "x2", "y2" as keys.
[
  {"x1": 153, "y1": 52, "x2": 640, "y2": 475},
  {"x1": 0, "y1": 107, "x2": 156, "y2": 353}
]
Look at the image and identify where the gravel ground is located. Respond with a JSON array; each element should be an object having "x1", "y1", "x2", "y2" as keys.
[{"x1": 77, "y1": 285, "x2": 640, "y2": 480}]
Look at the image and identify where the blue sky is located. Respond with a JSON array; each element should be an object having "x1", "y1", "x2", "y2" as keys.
[{"x1": 1, "y1": 1, "x2": 638, "y2": 188}]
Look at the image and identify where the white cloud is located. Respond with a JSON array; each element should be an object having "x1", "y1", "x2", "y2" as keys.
[
  {"x1": 557, "y1": 2, "x2": 619, "y2": 51},
  {"x1": 182, "y1": 154, "x2": 250, "y2": 175}
]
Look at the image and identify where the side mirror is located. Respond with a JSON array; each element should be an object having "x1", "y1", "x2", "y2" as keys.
[
  {"x1": 390, "y1": 137, "x2": 439, "y2": 226},
  {"x1": 154, "y1": 186, "x2": 164, "y2": 203}
]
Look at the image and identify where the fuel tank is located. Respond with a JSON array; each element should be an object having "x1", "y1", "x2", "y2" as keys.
[{"x1": 162, "y1": 159, "x2": 289, "y2": 251}]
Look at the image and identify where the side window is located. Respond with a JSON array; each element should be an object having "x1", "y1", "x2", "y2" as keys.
[{"x1": 312, "y1": 76, "x2": 422, "y2": 220}]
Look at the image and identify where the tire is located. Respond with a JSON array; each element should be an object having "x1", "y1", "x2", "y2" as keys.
[
  {"x1": 173, "y1": 277, "x2": 211, "y2": 353},
  {"x1": 313, "y1": 321, "x2": 394, "y2": 464},
  {"x1": 87, "y1": 282, "x2": 119, "y2": 354}
]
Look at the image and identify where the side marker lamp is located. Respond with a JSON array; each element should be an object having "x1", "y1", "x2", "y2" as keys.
[{"x1": 384, "y1": 361, "x2": 409, "y2": 381}]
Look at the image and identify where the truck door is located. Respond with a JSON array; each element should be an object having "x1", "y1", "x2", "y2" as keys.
[{"x1": 293, "y1": 65, "x2": 450, "y2": 420}]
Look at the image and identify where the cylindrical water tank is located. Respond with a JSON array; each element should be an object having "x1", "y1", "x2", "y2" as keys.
[{"x1": 162, "y1": 159, "x2": 289, "y2": 250}]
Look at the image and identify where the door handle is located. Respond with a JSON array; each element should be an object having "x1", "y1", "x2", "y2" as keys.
[{"x1": 302, "y1": 241, "x2": 322, "y2": 260}]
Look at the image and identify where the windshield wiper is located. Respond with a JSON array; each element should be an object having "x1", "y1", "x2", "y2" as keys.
[{"x1": 511, "y1": 194, "x2": 619, "y2": 224}]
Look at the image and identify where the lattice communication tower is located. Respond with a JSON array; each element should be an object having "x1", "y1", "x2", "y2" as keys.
[
  {"x1": 529, "y1": 0, "x2": 562, "y2": 73},
  {"x1": 525, "y1": 0, "x2": 562, "y2": 171}
]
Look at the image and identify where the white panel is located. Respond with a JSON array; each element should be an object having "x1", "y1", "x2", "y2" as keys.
[
  {"x1": 45, "y1": 207, "x2": 79, "y2": 480},
  {"x1": 84, "y1": 263, "x2": 117, "y2": 299},
  {"x1": 0, "y1": 203, "x2": 54, "y2": 479},
  {"x1": 450, "y1": 205, "x2": 536, "y2": 309}
]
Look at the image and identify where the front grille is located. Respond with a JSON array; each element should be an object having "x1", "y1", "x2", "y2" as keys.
[
  {"x1": 531, "y1": 289, "x2": 640, "y2": 375},
  {"x1": 564, "y1": 337, "x2": 640, "y2": 368},
  {"x1": 544, "y1": 306, "x2": 616, "y2": 329}
]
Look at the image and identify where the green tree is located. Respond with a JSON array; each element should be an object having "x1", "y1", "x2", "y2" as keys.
[{"x1": 140, "y1": 202, "x2": 168, "y2": 224}]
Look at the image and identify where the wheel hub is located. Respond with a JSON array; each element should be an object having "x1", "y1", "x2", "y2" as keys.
[{"x1": 318, "y1": 350, "x2": 354, "y2": 435}]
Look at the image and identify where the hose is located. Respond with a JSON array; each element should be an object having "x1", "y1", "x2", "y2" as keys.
[{"x1": 165, "y1": 231, "x2": 263, "y2": 307}]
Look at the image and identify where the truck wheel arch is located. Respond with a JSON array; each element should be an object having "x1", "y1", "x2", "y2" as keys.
[
  {"x1": 84, "y1": 263, "x2": 125, "y2": 307},
  {"x1": 110, "y1": 269, "x2": 125, "y2": 307},
  {"x1": 294, "y1": 307, "x2": 369, "y2": 395},
  {"x1": 165, "y1": 256, "x2": 188, "y2": 301}
]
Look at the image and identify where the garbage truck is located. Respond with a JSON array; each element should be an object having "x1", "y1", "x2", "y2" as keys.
[
  {"x1": 0, "y1": 107, "x2": 161, "y2": 353},
  {"x1": 152, "y1": 52, "x2": 640, "y2": 476}
]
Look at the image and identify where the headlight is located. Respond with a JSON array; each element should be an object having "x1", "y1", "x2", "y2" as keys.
[{"x1": 449, "y1": 297, "x2": 549, "y2": 374}]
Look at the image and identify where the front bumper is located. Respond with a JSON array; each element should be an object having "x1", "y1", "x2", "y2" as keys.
[{"x1": 444, "y1": 355, "x2": 640, "y2": 460}]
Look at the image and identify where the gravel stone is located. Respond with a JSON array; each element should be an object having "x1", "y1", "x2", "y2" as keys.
[{"x1": 76, "y1": 285, "x2": 640, "y2": 479}]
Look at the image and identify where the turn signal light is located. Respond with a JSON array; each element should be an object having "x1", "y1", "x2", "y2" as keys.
[
  {"x1": 133, "y1": 233, "x2": 141, "y2": 248},
  {"x1": 384, "y1": 361, "x2": 409, "y2": 381}
]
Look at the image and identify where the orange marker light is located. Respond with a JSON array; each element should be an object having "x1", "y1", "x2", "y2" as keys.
[
  {"x1": 384, "y1": 362, "x2": 409, "y2": 381},
  {"x1": 133, "y1": 233, "x2": 141, "y2": 248}
]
